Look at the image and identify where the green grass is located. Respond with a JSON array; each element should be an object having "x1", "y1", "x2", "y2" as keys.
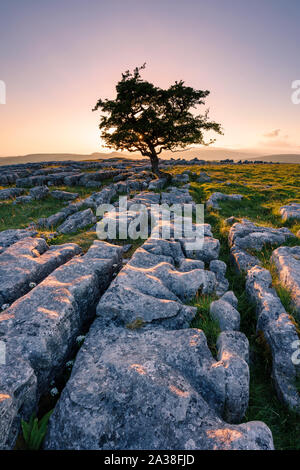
[
  {"x1": 0, "y1": 196, "x2": 67, "y2": 231},
  {"x1": 171, "y1": 163, "x2": 300, "y2": 234},
  {"x1": 189, "y1": 293, "x2": 220, "y2": 358}
]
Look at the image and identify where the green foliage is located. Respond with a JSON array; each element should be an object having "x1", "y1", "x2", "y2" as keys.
[
  {"x1": 93, "y1": 65, "x2": 222, "y2": 172},
  {"x1": 21, "y1": 410, "x2": 53, "y2": 450}
]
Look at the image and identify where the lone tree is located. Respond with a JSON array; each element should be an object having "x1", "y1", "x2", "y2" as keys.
[{"x1": 93, "y1": 64, "x2": 222, "y2": 175}]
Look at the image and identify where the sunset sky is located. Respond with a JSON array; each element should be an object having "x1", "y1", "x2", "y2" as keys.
[{"x1": 0, "y1": 0, "x2": 300, "y2": 157}]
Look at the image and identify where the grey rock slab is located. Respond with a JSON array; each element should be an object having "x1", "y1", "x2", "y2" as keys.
[
  {"x1": 14, "y1": 195, "x2": 33, "y2": 204},
  {"x1": 0, "y1": 358, "x2": 37, "y2": 449},
  {"x1": 29, "y1": 185, "x2": 49, "y2": 200},
  {"x1": 230, "y1": 246, "x2": 260, "y2": 273},
  {"x1": 180, "y1": 236, "x2": 220, "y2": 263},
  {"x1": 83, "y1": 186, "x2": 116, "y2": 209},
  {"x1": 96, "y1": 280, "x2": 197, "y2": 330},
  {"x1": 57, "y1": 208, "x2": 96, "y2": 234},
  {"x1": 229, "y1": 219, "x2": 295, "y2": 251},
  {"x1": 216, "y1": 331, "x2": 250, "y2": 423},
  {"x1": 148, "y1": 178, "x2": 167, "y2": 190},
  {"x1": 210, "y1": 299, "x2": 240, "y2": 331},
  {"x1": 0, "y1": 228, "x2": 37, "y2": 253},
  {"x1": 279, "y1": 203, "x2": 300, "y2": 221},
  {"x1": 207, "y1": 193, "x2": 243, "y2": 210},
  {"x1": 44, "y1": 325, "x2": 273, "y2": 450},
  {"x1": 220, "y1": 291, "x2": 238, "y2": 309},
  {"x1": 128, "y1": 191, "x2": 161, "y2": 208},
  {"x1": 0, "y1": 237, "x2": 82, "y2": 307},
  {"x1": 0, "y1": 188, "x2": 25, "y2": 200},
  {"x1": 142, "y1": 237, "x2": 185, "y2": 264},
  {"x1": 128, "y1": 247, "x2": 174, "y2": 269},
  {"x1": 272, "y1": 245, "x2": 300, "y2": 316},
  {"x1": 85, "y1": 180, "x2": 102, "y2": 188},
  {"x1": 209, "y1": 260, "x2": 229, "y2": 296},
  {"x1": 0, "y1": 241, "x2": 123, "y2": 400},
  {"x1": 161, "y1": 187, "x2": 193, "y2": 205},
  {"x1": 217, "y1": 331, "x2": 249, "y2": 364},
  {"x1": 172, "y1": 173, "x2": 190, "y2": 184},
  {"x1": 51, "y1": 190, "x2": 78, "y2": 201},
  {"x1": 197, "y1": 172, "x2": 211, "y2": 183},
  {"x1": 38, "y1": 211, "x2": 68, "y2": 229},
  {"x1": 178, "y1": 259, "x2": 205, "y2": 271},
  {"x1": 16, "y1": 176, "x2": 47, "y2": 187}
]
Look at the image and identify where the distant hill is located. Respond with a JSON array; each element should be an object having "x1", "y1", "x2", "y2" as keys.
[
  {"x1": 0, "y1": 148, "x2": 299, "y2": 165},
  {"x1": 0, "y1": 147, "x2": 263, "y2": 166},
  {"x1": 0, "y1": 152, "x2": 124, "y2": 166},
  {"x1": 249, "y1": 154, "x2": 300, "y2": 163}
]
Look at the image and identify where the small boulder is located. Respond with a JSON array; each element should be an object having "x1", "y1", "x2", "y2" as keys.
[{"x1": 29, "y1": 185, "x2": 49, "y2": 200}]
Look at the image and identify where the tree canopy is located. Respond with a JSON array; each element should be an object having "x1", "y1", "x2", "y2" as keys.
[{"x1": 93, "y1": 64, "x2": 222, "y2": 174}]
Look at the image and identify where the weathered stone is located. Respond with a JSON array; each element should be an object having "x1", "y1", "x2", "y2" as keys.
[
  {"x1": 83, "y1": 186, "x2": 116, "y2": 209},
  {"x1": 221, "y1": 291, "x2": 238, "y2": 309},
  {"x1": 57, "y1": 208, "x2": 96, "y2": 234},
  {"x1": 0, "y1": 241, "x2": 123, "y2": 448},
  {"x1": 209, "y1": 260, "x2": 229, "y2": 296},
  {"x1": 207, "y1": 193, "x2": 243, "y2": 210},
  {"x1": 96, "y1": 236, "x2": 205, "y2": 329},
  {"x1": 272, "y1": 245, "x2": 300, "y2": 316},
  {"x1": 279, "y1": 203, "x2": 300, "y2": 221},
  {"x1": 0, "y1": 237, "x2": 81, "y2": 307},
  {"x1": 16, "y1": 175, "x2": 47, "y2": 187},
  {"x1": 172, "y1": 173, "x2": 190, "y2": 184},
  {"x1": 0, "y1": 358, "x2": 37, "y2": 449},
  {"x1": 29, "y1": 185, "x2": 49, "y2": 200},
  {"x1": 180, "y1": 236, "x2": 220, "y2": 263},
  {"x1": 217, "y1": 330, "x2": 249, "y2": 364},
  {"x1": 161, "y1": 187, "x2": 193, "y2": 205},
  {"x1": 85, "y1": 180, "x2": 102, "y2": 188},
  {"x1": 51, "y1": 190, "x2": 78, "y2": 201},
  {"x1": 216, "y1": 331, "x2": 249, "y2": 422},
  {"x1": 230, "y1": 245, "x2": 260, "y2": 273},
  {"x1": 228, "y1": 220, "x2": 295, "y2": 273},
  {"x1": 128, "y1": 191, "x2": 160, "y2": 208},
  {"x1": 0, "y1": 229, "x2": 37, "y2": 253},
  {"x1": 44, "y1": 326, "x2": 273, "y2": 450},
  {"x1": 14, "y1": 195, "x2": 33, "y2": 204},
  {"x1": 178, "y1": 259, "x2": 205, "y2": 271},
  {"x1": 229, "y1": 219, "x2": 294, "y2": 251},
  {"x1": 0, "y1": 188, "x2": 25, "y2": 200},
  {"x1": 197, "y1": 172, "x2": 211, "y2": 183},
  {"x1": 148, "y1": 178, "x2": 167, "y2": 190},
  {"x1": 210, "y1": 299, "x2": 240, "y2": 331}
]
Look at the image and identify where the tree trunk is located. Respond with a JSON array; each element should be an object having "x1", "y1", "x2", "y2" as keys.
[
  {"x1": 150, "y1": 151, "x2": 160, "y2": 175},
  {"x1": 149, "y1": 149, "x2": 172, "y2": 182}
]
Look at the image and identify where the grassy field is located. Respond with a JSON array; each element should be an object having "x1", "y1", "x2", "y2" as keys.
[{"x1": 1, "y1": 163, "x2": 300, "y2": 449}]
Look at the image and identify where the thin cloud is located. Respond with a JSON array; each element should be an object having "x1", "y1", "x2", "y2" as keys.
[{"x1": 263, "y1": 129, "x2": 281, "y2": 138}]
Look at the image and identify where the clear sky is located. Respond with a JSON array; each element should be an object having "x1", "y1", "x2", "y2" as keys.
[{"x1": 0, "y1": 0, "x2": 300, "y2": 157}]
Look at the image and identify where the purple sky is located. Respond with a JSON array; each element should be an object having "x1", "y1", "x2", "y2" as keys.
[{"x1": 0, "y1": 0, "x2": 300, "y2": 156}]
